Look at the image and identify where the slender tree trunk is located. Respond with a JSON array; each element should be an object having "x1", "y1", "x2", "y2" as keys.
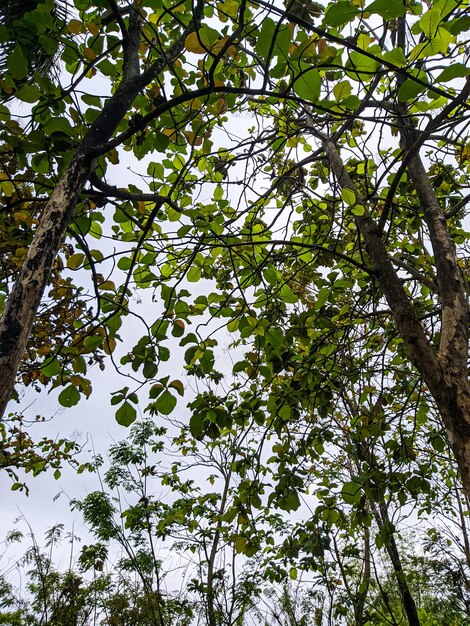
[
  {"x1": 343, "y1": 404, "x2": 421, "y2": 626},
  {"x1": 354, "y1": 527, "x2": 371, "y2": 626},
  {"x1": 371, "y1": 501, "x2": 421, "y2": 626}
]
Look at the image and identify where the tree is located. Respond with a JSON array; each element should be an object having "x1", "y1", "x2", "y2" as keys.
[
  {"x1": 73, "y1": 417, "x2": 262, "y2": 626},
  {"x1": 3, "y1": 407, "x2": 470, "y2": 626},
  {"x1": 0, "y1": 0, "x2": 469, "y2": 502}
]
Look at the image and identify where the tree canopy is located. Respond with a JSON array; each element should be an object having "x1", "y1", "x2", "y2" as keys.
[{"x1": 0, "y1": 0, "x2": 469, "y2": 622}]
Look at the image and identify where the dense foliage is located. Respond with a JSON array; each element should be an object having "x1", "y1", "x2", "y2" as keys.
[{"x1": 0, "y1": 0, "x2": 469, "y2": 623}]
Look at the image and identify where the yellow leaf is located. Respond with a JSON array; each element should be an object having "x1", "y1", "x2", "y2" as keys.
[
  {"x1": 103, "y1": 338, "x2": 116, "y2": 355},
  {"x1": 189, "y1": 98, "x2": 202, "y2": 109},
  {"x1": 99, "y1": 281, "x2": 116, "y2": 291},
  {"x1": 169, "y1": 379, "x2": 185, "y2": 396},
  {"x1": 184, "y1": 131, "x2": 202, "y2": 146},
  {"x1": 211, "y1": 35, "x2": 231, "y2": 55},
  {"x1": 107, "y1": 148, "x2": 119, "y2": 164},
  {"x1": 84, "y1": 47, "x2": 97, "y2": 61},
  {"x1": 217, "y1": 0, "x2": 240, "y2": 20},
  {"x1": 67, "y1": 253, "x2": 85, "y2": 270},
  {"x1": 162, "y1": 127, "x2": 178, "y2": 141},
  {"x1": 185, "y1": 32, "x2": 207, "y2": 54},
  {"x1": 215, "y1": 98, "x2": 228, "y2": 114},
  {"x1": 67, "y1": 19, "x2": 83, "y2": 34},
  {"x1": 13, "y1": 211, "x2": 30, "y2": 223},
  {"x1": 86, "y1": 21, "x2": 99, "y2": 36},
  {"x1": 0, "y1": 181, "x2": 14, "y2": 196}
]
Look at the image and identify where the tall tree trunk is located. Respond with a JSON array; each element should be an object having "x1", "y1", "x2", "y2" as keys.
[
  {"x1": 396, "y1": 87, "x2": 470, "y2": 495},
  {"x1": 0, "y1": 2, "x2": 204, "y2": 419},
  {"x1": 322, "y1": 129, "x2": 470, "y2": 501},
  {"x1": 0, "y1": 155, "x2": 92, "y2": 417}
]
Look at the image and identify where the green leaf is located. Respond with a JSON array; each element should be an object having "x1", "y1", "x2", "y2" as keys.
[
  {"x1": 418, "y1": 8, "x2": 442, "y2": 38},
  {"x1": 200, "y1": 349, "x2": 215, "y2": 373},
  {"x1": 155, "y1": 390, "x2": 177, "y2": 415},
  {"x1": 342, "y1": 481, "x2": 362, "y2": 505},
  {"x1": 366, "y1": 0, "x2": 406, "y2": 20},
  {"x1": 15, "y1": 84, "x2": 40, "y2": 103},
  {"x1": 256, "y1": 19, "x2": 291, "y2": 60},
  {"x1": 351, "y1": 204, "x2": 365, "y2": 216},
  {"x1": 154, "y1": 131, "x2": 170, "y2": 152},
  {"x1": 255, "y1": 18, "x2": 275, "y2": 58},
  {"x1": 333, "y1": 80, "x2": 351, "y2": 101},
  {"x1": 292, "y1": 66, "x2": 321, "y2": 102},
  {"x1": 315, "y1": 288, "x2": 330, "y2": 309},
  {"x1": 444, "y1": 15, "x2": 470, "y2": 35},
  {"x1": 341, "y1": 188, "x2": 356, "y2": 206},
  {"x1": 58, "y1": 385, "x2": 80, "y2": 408},
  {"x1": 279, "y1": 284, "x2": 298, "y2": 304},
  {"x1": 7, "y1": 45, "x2": 28, "y2": 81},
  {"x1": 398, "y1": 72, "x2": 428, "y2": 102},
  {"x1": 187, "y1": 266, "x2": 201, "y2": 282},
  {"x1": 143, "y1": 360, "x2": 158, "y2": 378},
  {"x1": 115, "y1": 401, "x2": 137, "y2": 427},
  {"x1": 169, "y1": 379, "x2": 185, "y2": 396},
  {"x1": 172, "y1": 319, "x2": 185, "y2": 337},
  {"x1": 84, "y1": 335, "x2": 102, "y2": 350},
  {"x1": 117, "y1": 256, "x2": 132, "y2": 271},
  {"x1": 44, "y1": 117, "x2": 76, "y2": 138},
  {"x1": 81, "y1": 94, "x2": 101, "y2": 107},
  {"x1": 267, "y1": 327, "x2": 284, "y2": 348},
  {"x1": 67, "y1": 253, "x2": 85, "y2": 269},
  {"x1": 0, "y1": 104, "x2": 10, "y2": 122},
  {"x1": 189, "y1": 413, "x2": 205, "y2": 438},
  {"x1": 382, "y1": 48, "x2": 408, "y2": 68},
  {"x1": 346, "y1": 51, "x2": 381, "y2": 82},
  {"x1": 41, "y1": 358, "x2": 61, "y2": 378},
  {"x1": 323, "y1": 1, "x2": 359, "y2": 27},
  {"x1": 97, "y1": 59, "x2": 115, "y2": 76},
  {"x1": 410, "y1": 27, "x2": 452, "y2": 59},
  {"x1": 235, "y1": 537, "x2": 247, "y2": 554},
  {"x1": 435, "y1": 63, "x2": 469, "y2": 83},
  {"x1": 431, "y1": 435, "x2": 446, "y2": 452}
]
